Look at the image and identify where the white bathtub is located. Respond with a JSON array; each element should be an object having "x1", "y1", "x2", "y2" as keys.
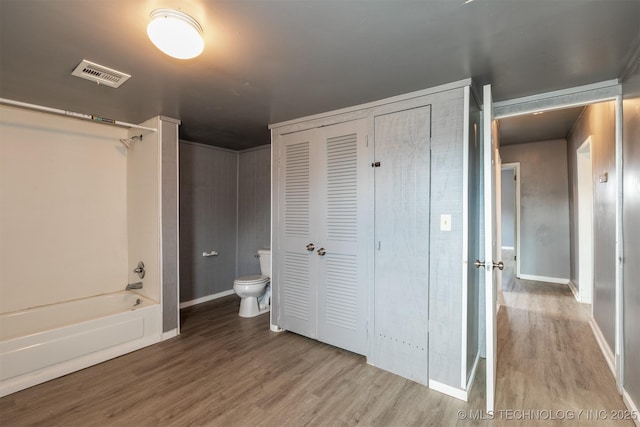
[{"x1": 0, "y1": 291, "x2": 161, "y2": 397}]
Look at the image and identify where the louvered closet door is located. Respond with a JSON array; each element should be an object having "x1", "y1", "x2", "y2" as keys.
[
  {"x1": 316, "y1": 119, "x2": 368, "y2": 355},
  {"x1": 276, "y1": 129, "x2": 319, "y2": 338}
]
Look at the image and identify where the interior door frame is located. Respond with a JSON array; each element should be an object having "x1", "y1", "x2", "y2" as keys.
[
  {"x1": 482, "y1": 84, "x2": 498, "y2": 413},
  {"x1": 576, "y1": 137, "x2": 594, "y2": 306},
  {"x1": 500, "y1": 163, "x2": 521, "y2": 278},
  {"x1": 491, "y1": 79, "x2": 625, "y2": 390}
]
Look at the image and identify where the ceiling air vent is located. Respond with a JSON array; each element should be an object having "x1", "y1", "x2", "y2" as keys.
[{"x1": 71, "y1": 59, "x2": 131, "y2": 88}]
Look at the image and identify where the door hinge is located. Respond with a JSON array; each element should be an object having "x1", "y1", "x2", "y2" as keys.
[
  {"x1": 371, "y1": 161, "x2": 381, "y2": 168},
  {"x1": 514, "y1": 255, "x2": 517, "y2": 261}
]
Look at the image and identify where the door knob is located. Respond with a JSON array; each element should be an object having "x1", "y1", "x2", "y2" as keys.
[
  {"x1": 474, "y1": 260, "x2": 485, "y2": 269},
  {"x1": 306, "y1": 243, "x2": 315, "y2": 251},
  {"x1": 317, "y1": 248, "x2": 327, "y2": 256},
  {"x1": 493, "y1": 261, "x2": 504, "y2": 271}
]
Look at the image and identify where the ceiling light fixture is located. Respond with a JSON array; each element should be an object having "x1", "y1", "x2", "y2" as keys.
[
  {"x1": 532, "y1": 111, "x2": 544, "y2": 115},
  {"x1": 147, "y1": 9, "x2": 204, "y2": 60}
]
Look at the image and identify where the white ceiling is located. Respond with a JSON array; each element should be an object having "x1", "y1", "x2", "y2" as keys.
[{"x1": 1, "y1": 0, "x2": 638, "y2": 150}]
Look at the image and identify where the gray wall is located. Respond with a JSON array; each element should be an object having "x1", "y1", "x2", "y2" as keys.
[
  {"x1": 622, "y1": 66, "x2": 640, "y2": 412},
  {"x1": 179, "y1": 142, "x2": 272, "y2": 304},
  {"x1": 428, "y1": 88, "x2": 466, "y2": 387},
  {"x1": 500, "y1": 139, "x2": 571, "y2": 280},
  {"x1": 237, "y1": 145, "x2": 271, "y2": 277},
  {"x1": 501, "y1": 168, "x2": 516, "y2": 248},
  {"x1": 566, "y1": 102, "x2": 616, "y2": 351},
  {"x1": 161, "y1": 118, "x2": 179, "y2": 333},
  {"x1": 179, "y1": 142, "x2": 238, "y2": 302}
]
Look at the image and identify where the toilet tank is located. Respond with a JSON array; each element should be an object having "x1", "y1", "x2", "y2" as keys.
[{"x1": 258, "y1": 249, "x2": 271, "y2": 277}]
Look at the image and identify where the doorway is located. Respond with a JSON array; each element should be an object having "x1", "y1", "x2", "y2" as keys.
[
  {"x1": 489, "y1": 88, "x2": 622, "y2": 406},
  {"x1": 500, "y1": 163, "x2": 520, "y2": 279},
  {"x1": 576, "y1": 137, "x2": 594, "y2": 305}
]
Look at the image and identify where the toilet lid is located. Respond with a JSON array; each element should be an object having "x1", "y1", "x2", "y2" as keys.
[{"x1": 234, "y1": 275, "x2": 269, "y2": 285}]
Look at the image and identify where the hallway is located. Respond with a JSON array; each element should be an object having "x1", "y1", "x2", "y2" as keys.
[{"x1": 494, "y1": 249, "x2": 631, "y2": 424}]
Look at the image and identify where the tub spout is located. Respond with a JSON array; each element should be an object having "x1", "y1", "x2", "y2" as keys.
[{"x1": 126, "y1": 282, "x2": 143, "y2": 290}]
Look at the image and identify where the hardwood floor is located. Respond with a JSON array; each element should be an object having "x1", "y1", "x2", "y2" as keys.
[{"x1": 1, "y1": 264, "x2": 632, "y2": 426}]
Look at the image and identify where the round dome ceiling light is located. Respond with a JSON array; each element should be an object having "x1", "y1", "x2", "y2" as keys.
[{"x1": 147, "y1": 9, "x2": 204, "y2": 60}]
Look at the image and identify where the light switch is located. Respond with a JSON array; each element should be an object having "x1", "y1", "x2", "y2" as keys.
[{"x1": 440, "y1": 214, "x2": 452, "y2": 231}]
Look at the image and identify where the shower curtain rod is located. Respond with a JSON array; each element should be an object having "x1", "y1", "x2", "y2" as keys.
[{"x1": 0, "y1": 98, "x2": 158, "y2": 132}]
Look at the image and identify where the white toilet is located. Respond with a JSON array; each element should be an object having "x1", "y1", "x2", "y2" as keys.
[{"x1": 233, "y1": 249, "x2": 271, "y2": 317}]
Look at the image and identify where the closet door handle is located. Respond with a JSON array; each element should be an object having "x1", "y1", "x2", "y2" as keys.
[
  {"x1": 306, "y1": 243, "x2": 315, "y2": 251},
  {"x1": 317, "y1": 248, "x2": 326, "y2": 256}
]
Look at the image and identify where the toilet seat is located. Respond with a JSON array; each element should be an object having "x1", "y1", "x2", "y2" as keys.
[{"x1": 234, "y1": 275, "x2": 269, "y2": 286}]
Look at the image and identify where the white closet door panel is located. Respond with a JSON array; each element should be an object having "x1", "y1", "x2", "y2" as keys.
[
  {"x1": 317, "y1": 120, "x2": 368, "y2": 355},
  {"x1": 373, "y1": 106, "x2": 431, "y2": 384},
  {"x1": 277, "y1": 133, "x2": 317, "y2": 338}
]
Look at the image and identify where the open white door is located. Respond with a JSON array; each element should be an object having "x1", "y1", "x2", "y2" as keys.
[{"x1": 482, "y1": 84, "x2": 502, "y2": 413}]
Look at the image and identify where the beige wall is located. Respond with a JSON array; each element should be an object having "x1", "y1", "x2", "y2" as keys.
[
  {"x1": 0, "y1": 105, "x2": 129, "y2": 313},
  {"x1": 126, "y1": 118, "x2": 161, "y2": 303}
]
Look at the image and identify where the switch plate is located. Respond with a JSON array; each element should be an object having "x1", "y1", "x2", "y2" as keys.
[{"x1": 440, "y1": 214, "x2": 452, "y2": 231}]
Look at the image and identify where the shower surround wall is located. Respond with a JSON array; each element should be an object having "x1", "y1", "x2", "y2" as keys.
[
  {"x1": 0, "y1": 105, "x2": 129, "y2": 311},
  {"x1": 0, "y1": 104, "x2": 179, "y2": 326},
  {"x1": 179, "y1": 142, "x2": 270, "y2": 305}
]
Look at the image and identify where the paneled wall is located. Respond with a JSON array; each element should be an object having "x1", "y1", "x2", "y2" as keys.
[
  {"x1": 425, "y1": 88, "x2": 466, "y2": 388},
  {"x1": 179, "y1": 142, "x2": 271, "y2": 304},
  {"x1": 179, "y1": 142, "x2": 238, "y2": 302},
  {"x1": 159, "y1": 118, "x2": 180, "y2": 333},
  {"x1": 566, "y1": 102, "x2": 616, "y2": 352},
  {"x1": 622, "y1": 67, "x2": 640, "y2": 418},
  {"x1": 237, "y1": 145, "x2": 271, "y2": 277},
  {"x1": 500, "y1": 139, "x2": 571, "y2": 281}
]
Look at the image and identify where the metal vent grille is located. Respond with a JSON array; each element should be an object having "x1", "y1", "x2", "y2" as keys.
[{"x1": 71, "y1": 59, "x2": 131, "y2": 88}]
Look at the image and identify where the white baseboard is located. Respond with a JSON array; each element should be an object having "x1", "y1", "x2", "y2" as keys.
[
  {"x1": 623, "y1": 388, "x2": 640, "y2": 427},
  {"x1": 567, "y1": 280, "x2": 581, "y2": 302},
  {"x1": 517, "y1": 274, "x2": 569, "y2": 285},
  {"x1": 179, "y1": 289, "x2": 235, "y2": 309},
  {"x1": 429, "y1": 379, "x2": 468, "y2": 402},
  {"x1": 162, "y1": 328, "x2": 178, "y2": 340},
  {"x1": 589, "y1": 317, "x2": 616, "y2": 377}
]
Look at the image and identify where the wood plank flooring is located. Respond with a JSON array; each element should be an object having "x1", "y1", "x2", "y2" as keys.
[{"x1": 1, "y1": 260, "x2": 632, "y2": 426}]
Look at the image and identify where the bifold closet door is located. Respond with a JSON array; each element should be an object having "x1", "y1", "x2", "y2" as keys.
[
  {"x1": 274, "y1": 119, "x2": 369, "y2": 355},
  {"x1": 373, "y1": 106, "x2": 431, "y2": 384},
  {"x1": 276, "y1": 128, "x2": 318, "y2": 338},
  {"x1": 316, "y1": 119, "x2": 368, "y2": 356}
]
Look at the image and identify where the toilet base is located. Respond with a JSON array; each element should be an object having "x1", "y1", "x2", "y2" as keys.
[{"x1": 239, "y1": 296, "x2": 270, "y2": 318}]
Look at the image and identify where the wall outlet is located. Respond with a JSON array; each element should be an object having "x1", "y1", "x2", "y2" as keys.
[{"x1": 440, "y1": 214, "x2": 452, "y2": 231}]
